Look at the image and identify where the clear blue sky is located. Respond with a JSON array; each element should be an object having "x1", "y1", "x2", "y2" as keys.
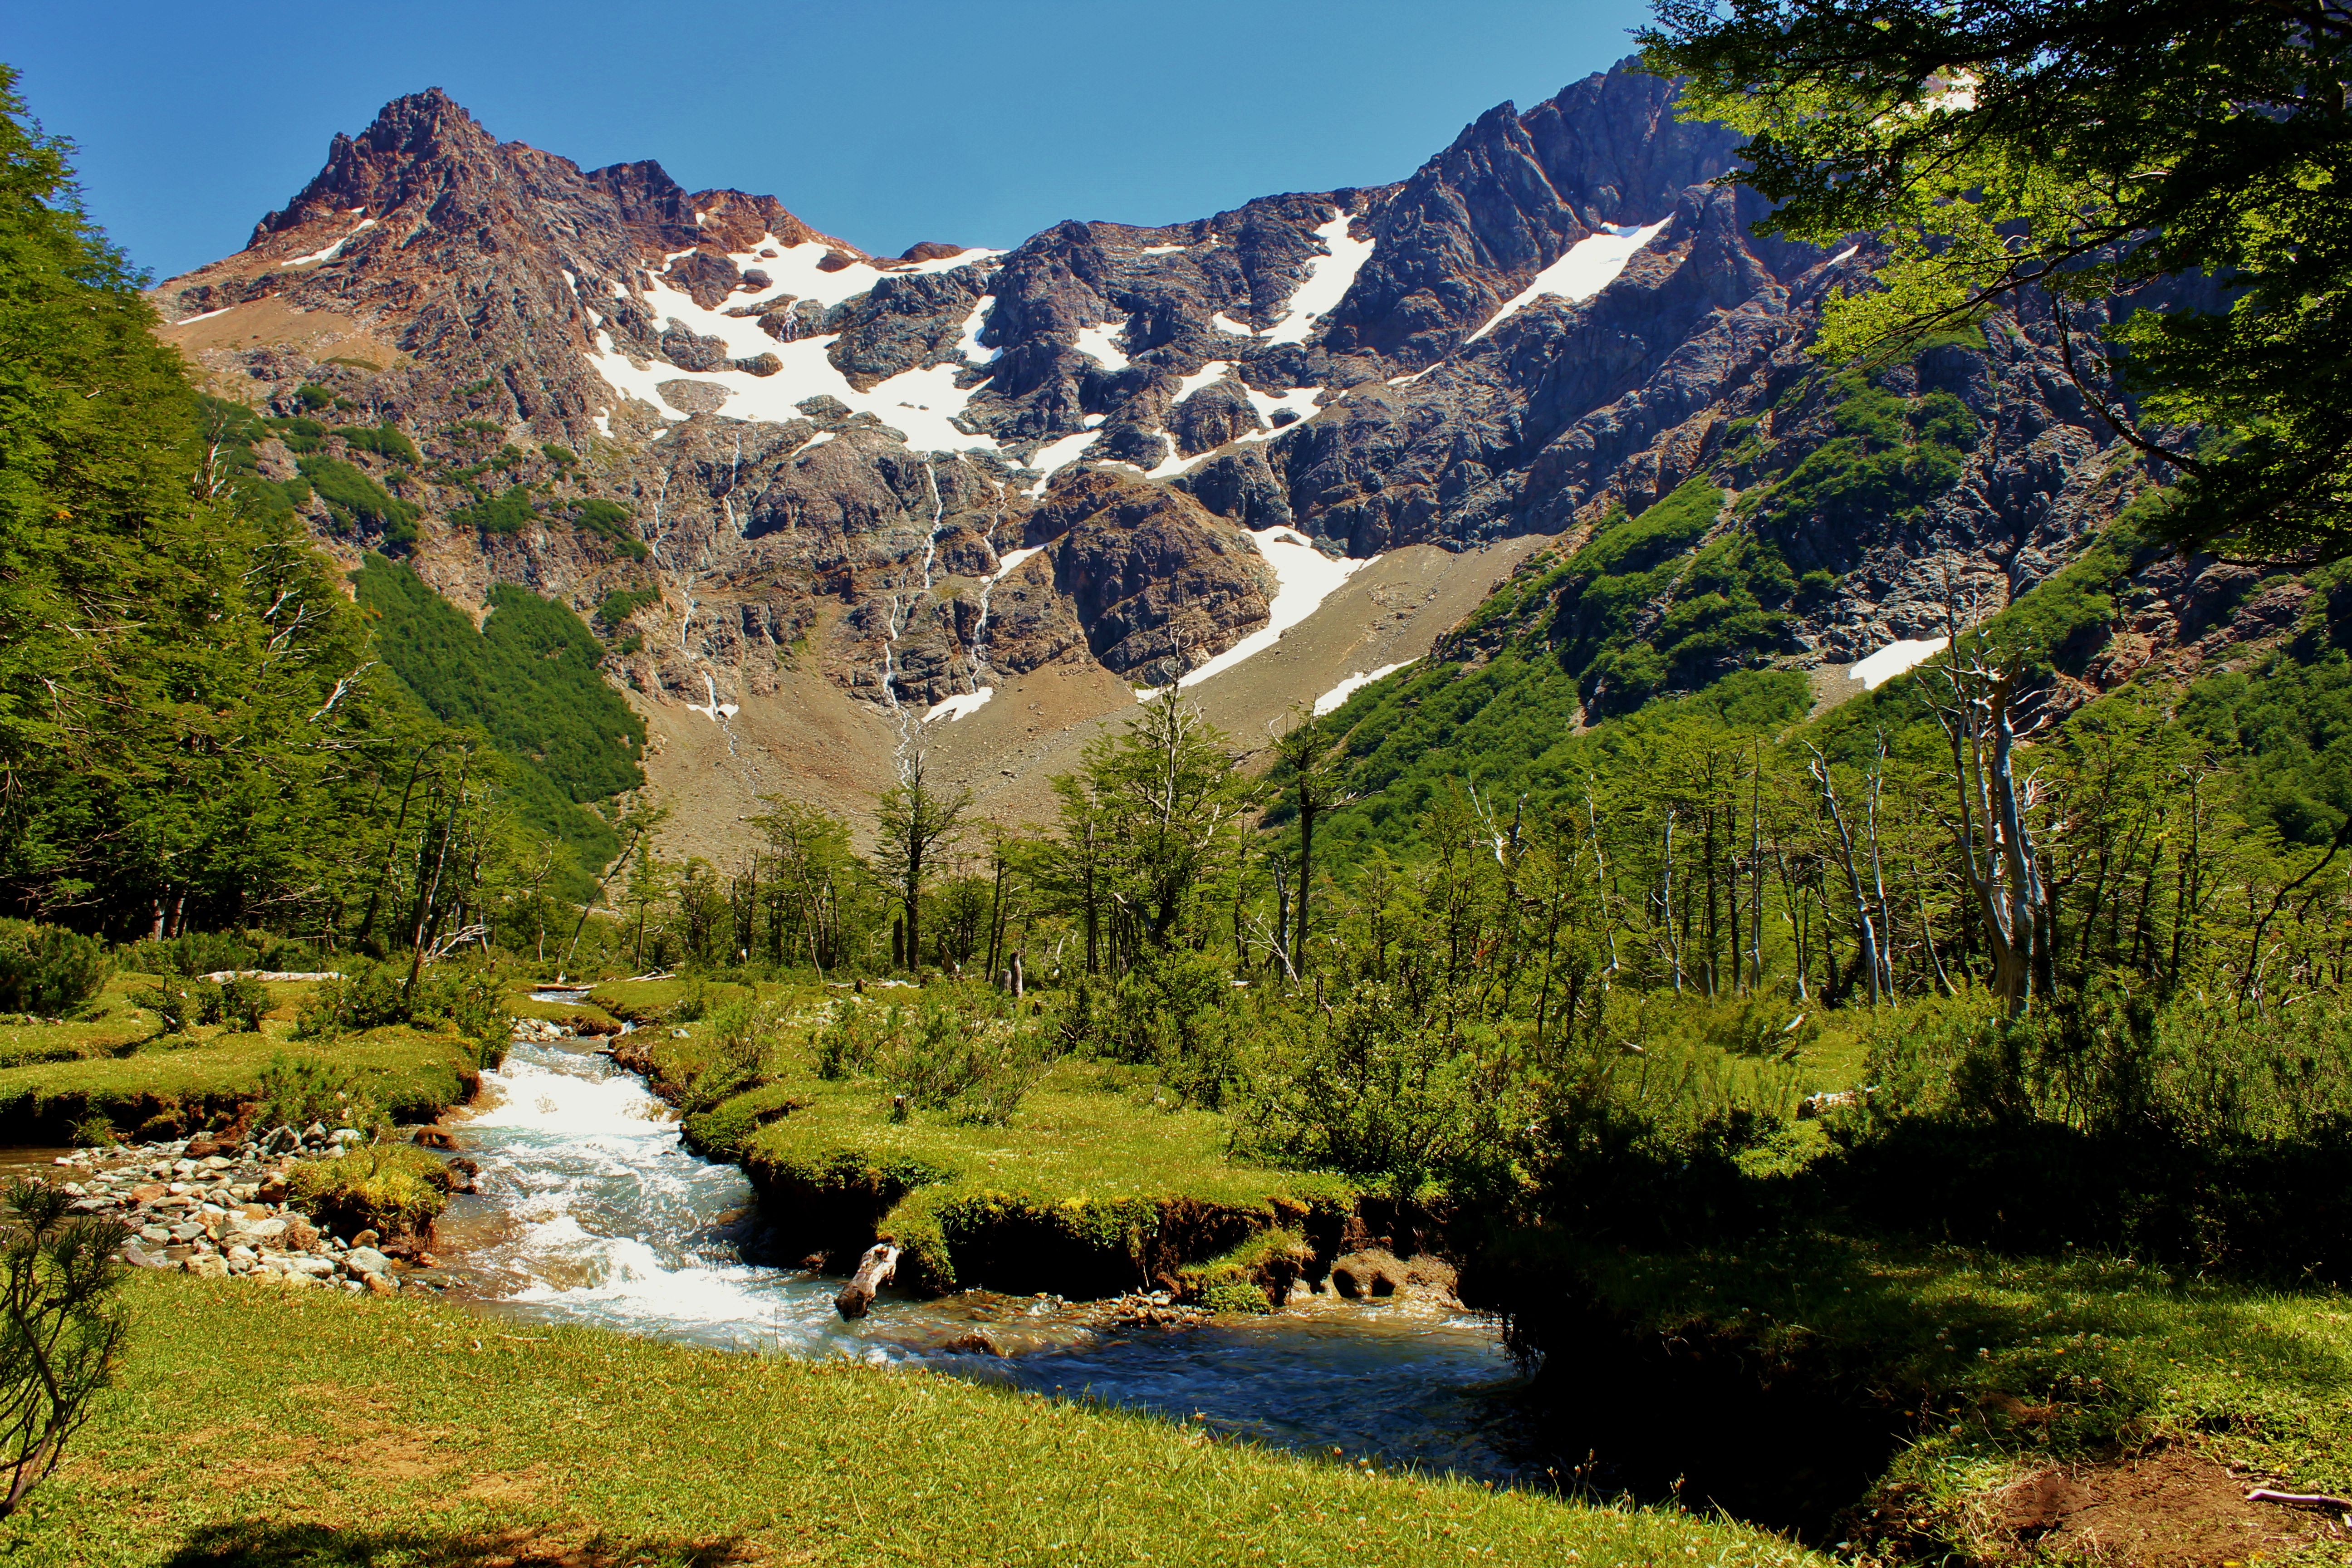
[{"x1": 5, "y1": 0, "x2": 1657, "y2": 281}]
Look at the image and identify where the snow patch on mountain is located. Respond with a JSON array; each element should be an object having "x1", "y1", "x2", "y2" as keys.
[
  {"x1": 725, "y1": 235, "x2": 997, "y2": 312},
  {"x1": 1466, "y1": 219, "x2": 1672, "y2": 342},
  {"x1": 288, "y1": 216, "x2": 377, "y2": 267},
  {"x1": 1850, "y1": 636, "x2": 1949, "y2": 690},
  {"x1": 1072, "y1": 322, "x2": 1129, "y2": 370},
  {"x1": 1139, "y1": 527, "x2": 1375, "y2": 696},
  {"x1": 1264, "y1": 208, "x2": 1374, "y2": 345},
  {"x1": 585, "y1": 263, "x2": 1001, "y2": 454},
  {"x1": 1171, "y1": 361, "x2": 1237, "y2": 403},
  {"x1": 1314, "y1": 660, "x2": 1415, "y2": 715},
  {"x1": 925, "y1": 688, "x2": 992, "y2": 722},
  {"x1": 1022, "y1": 424, "x2": 1105, "y2": 495},
  {"x1": 956, "y1": 296, "x2": 999, "y2": 365}
]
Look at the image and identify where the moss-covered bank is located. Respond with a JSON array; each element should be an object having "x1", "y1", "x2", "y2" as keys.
[{"x1": 613, "y1": 1025, "x2": 1428, "y2": 1308}]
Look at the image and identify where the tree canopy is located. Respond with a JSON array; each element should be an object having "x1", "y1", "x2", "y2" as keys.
[{"x1": 1645, "y1": 0, "x2": 2352, "y2": 563}]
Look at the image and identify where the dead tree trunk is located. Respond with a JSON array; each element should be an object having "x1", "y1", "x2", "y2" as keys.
[
  {"x1": 1933, "y1": 647, "x2": 2050, "y2": 1017},
  {"x1": 834, "y1": 1243, "x2": 900, "y2": 1320}
]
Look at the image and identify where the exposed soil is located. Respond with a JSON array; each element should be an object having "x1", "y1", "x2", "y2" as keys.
[
  {"x1": 632, "y1": 533, "x2": 1549, "y2": 862},
  {"x1": 157, "y1": 293, "x2": 407, "y2": 373},
  {"x1": 1992, "y1": 1443, "x2": 2346, "y2": 1566}
]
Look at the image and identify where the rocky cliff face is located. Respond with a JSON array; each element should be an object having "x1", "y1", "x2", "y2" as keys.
[{"x1": 152, "y1": 60, "x2": 2148, "y2": 784}]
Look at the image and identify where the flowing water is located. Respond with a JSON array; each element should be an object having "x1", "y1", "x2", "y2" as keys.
[{"x1": 440, "y1": 1033, "x2": 1536, "y2": 1481}]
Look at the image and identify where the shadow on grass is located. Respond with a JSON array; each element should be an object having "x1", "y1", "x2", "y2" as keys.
[{"x1": 159, "y1": 1523, "x2": 750, "y2": 1568}]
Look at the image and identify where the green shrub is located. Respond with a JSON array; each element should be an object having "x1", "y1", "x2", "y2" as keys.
[
  {"x1": 131, "y1": 981, "x2": 196, "y2": 1036},
  {"x1": 68, "y1": 1111, "x2": 119, "y2": 1149},
  {"x1": 451, "y1": 484, "x2": 536, "y2": 534},
  {"x1": 294, "y1": 966, "x2": 410, "y2": 1038},
  {"x1": 292, "y1": 384, "x2": 333, "y2": 412},
  {"x1": 598, "y1": 585, "x2": 662, "y2": 630},
  {"x1": 252, "y1": 1052, "x2": 368, "y2": 1130},
  {"x1": 297, "y1": 457, "x2": 419, "y2": 548},
  {"x1": 813, "y1": 990, "x2": 1057, "y2": 1124},
  {"x1": 267, "y1": 415, "x2": 326, "y2": 453},
  {"x1": 1061, "y1": 949, "x2": 1241, "y2": 1107},
  {"x1": 814, "y1": 998, "x2": 896, "y2": 1080},
  {"x1": 124, "y1": 929, "x2": 250, "y2": 979},
  {"x1": 541, "y1": 442, "x2": 578, "y2": 467},
  {"x1": 0, "y1": 921, "x2": 109, "y2": 1015},
  {"x1": 342, "y1": 425, "x2": 420, "y2": 465},
  {"x1": 1237, "y1": 982, "x2": 1528, "y2": 1193},
  {"x1": 219, "y1": 975, "x2": 270, "y2": 1033},
  {"x1": 290, "y1": 1142, "x2": 448, "y2": 1239},
  {"x1": 570, "y1": 497, "x2": 645, "y2": 558},
  {"x1": 1197, "y1": 1278, "x2": 1273, "y2": 1315}
]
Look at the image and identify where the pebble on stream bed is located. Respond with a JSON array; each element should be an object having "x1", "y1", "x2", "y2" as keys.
[{"x1": 50, "y1": 1124, "x2": 455, "y2": 1294}]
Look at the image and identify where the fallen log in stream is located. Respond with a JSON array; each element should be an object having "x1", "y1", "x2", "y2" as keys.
[{"x1": 835, "y1": 1243, "x2": 899, "y2": 1319}]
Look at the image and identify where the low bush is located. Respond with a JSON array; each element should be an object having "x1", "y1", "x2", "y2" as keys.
[
  {"x1": 297, "y1": 457, "x2": 419, "y2": 549},
  {"x1": 252, "y1": 1052, "x2": 372, "y2": 1132},
  {"x1": 1060, "y1": 948, "x2": 1242, "y2": 1107},
  {"x1": 813, "y1": 988, "x2": 1056, "y2": 1125},
  {"x1": 294, "y1": 966, "x2": 409, "y2": 1037},
  {"x1": 341, "y1": 424, "x2": 419, "y2": 465},
  {"x1": 0, "y1": 921, "x2": 109, "y2": 1015},
  {"x1": 289, "y1": 1142, "x2": 450, "y2": 1240},
  {"x1": 1236, "y1": 982, "x2": 1530, "y2": 1195},
  {"x1": 297, "y1": 961, "x2": 507, "y2": 1066},
  {"x1": 122, "y1": 929, "x2": 250, "y2": 980}
]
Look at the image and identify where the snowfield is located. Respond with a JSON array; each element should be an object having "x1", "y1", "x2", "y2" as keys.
[
  {"x1": 1264, "y1": 208, "x2": 1374, "y2": 346},
  {"x1": 1314, "y1": 660, "x2": 1416, "y2": 716},
  {"x1": 1138, "y1": 527, "x2": 1375, "y2": 697},
  {"x1": 582, "y1": 238, "x2": 1004, "y2": 454},
  {"x1": 1849, "y1": 636, "x2": 1950, "y2": 690},
  {"x1": 1466, "y1": 219, "x2": 1672, "y2": 342}
]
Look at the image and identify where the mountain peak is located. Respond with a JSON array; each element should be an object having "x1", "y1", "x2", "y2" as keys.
[{"x1": 251, "y1": 87, "x2": 501, "y2": 244}]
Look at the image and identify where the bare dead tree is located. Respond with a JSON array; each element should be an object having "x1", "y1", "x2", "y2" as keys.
[{"x1": 1927, "y1": 629, "x2": 2053, "y2": 1017}]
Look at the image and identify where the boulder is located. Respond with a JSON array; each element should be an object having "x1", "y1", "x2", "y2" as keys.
[
  {"x1": 185, "y1": 1254, "x2": 230, "y2": 1278},
  {"x1": 343, "y1": 1246, "x2": 392, "y2": 1278},
  {"x1": 280, "y1": 1215, "x2": 320, "y2": 1251}
]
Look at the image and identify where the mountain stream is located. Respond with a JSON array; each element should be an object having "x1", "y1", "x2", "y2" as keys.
[{"x1": 436, "y1": 1027, "x2": 1534, "y2": 1481}]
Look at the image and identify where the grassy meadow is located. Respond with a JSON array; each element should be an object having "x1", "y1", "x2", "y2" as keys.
[{"x1": 0, "y1": 1277, "x2": 1823, "y2": 1568}]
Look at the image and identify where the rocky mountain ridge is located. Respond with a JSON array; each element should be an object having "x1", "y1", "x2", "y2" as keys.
[{"x1": 151, "y1": 60, "x2": 2166, "y2": 848}]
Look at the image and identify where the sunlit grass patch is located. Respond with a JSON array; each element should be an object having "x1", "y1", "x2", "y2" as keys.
[{"x1": 0, "y1": 1277, "x2": 1824, "y2": 1568}]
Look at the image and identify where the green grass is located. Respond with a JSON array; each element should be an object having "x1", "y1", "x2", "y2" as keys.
[
  {"x1": 734, "y1": 1058, "x2": 1355, "y2": 1293},
  {"x1": 745, "y1": 1060, "x2": 1352, "y2": 1200},
  {"x1": 1534, "y1": 1230, "x2": 2352, "y2": 1559},
  {"x1": 0, "y1": 1277, "x2": 1821, "y2": 1567},
  {"x1": 588, "y1": 976, "x2": 754, "y2": 1023},
  {"x1": 0, "y1": 975, "x2": 476, "y2": 1139}
]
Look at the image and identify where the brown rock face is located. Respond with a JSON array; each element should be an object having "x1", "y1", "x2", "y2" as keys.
[{"x1": 1030, "y1": 470, "x2": 1278, "y2": 684}]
